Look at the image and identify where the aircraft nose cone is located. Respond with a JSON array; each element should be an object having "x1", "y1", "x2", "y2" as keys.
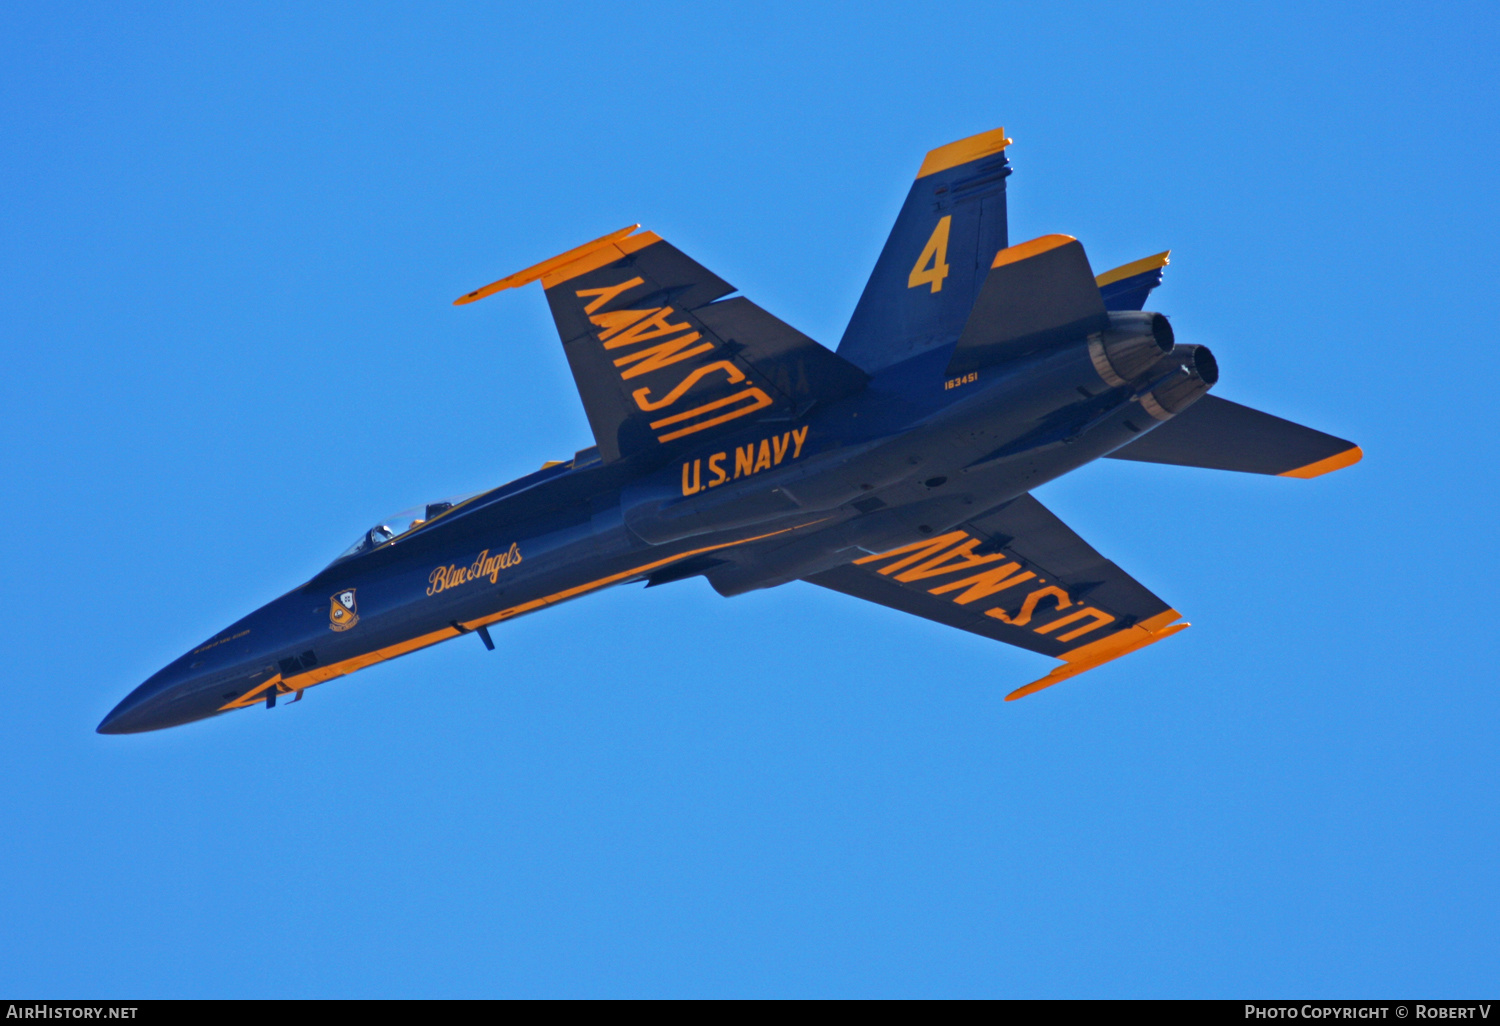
[
  {"x1": 101, "y1": 605, "x2": 286, "y2": 734},
  {"x1": 97, "y1": 661, "x2": 202, "y2": 734},
  {"x1": 99, "y1": 649, "x2": 275, "y2": 734},
  {"x1": 97, "y1": 683, "x2": 168, "y2": 734},
  {"x1": 96, "y1": 705, "x2": 134, "y2": 734}
]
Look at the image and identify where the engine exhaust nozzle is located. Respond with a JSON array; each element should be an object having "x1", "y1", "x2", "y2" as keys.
[
  {"x1": 1088, "y1": 311, "x2": 1175, "y2": 387},
  {"x1": 1140, "y1": 343, "x2": 1217, "y2": 420}
]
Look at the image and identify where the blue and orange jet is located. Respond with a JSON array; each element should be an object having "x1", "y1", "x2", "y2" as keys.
[{"x1": 99, "y1": 127, "x2": 1360, "y2": 734}]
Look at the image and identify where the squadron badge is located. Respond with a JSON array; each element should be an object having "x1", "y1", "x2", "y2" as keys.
[{"x1": 329, "y1": 589, "x2": 359, "y2": 631}]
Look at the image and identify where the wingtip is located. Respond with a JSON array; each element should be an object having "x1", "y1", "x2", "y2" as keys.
[
  {"x1": 1005, "y1": 614, "x2": 1190, "y2": 701},
  {"x1": 1004, "y1": 673, "x2": 1068, "y2": 701},
  {"x1": 1280, "y1": 445, "x2": 1363, "y2": 479},
  {"x1": 452, "y1": 224, "x2": 643, "y2": 306}
]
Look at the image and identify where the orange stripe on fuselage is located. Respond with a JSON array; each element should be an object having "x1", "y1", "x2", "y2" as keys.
[
  {"x1": 217, "y1": 673, "x2": 284, "y2": 710},
  {"x1": 237, "y1": 520, "x2": 828, "y2": 706}
]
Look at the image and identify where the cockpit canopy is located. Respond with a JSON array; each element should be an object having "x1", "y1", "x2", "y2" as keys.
[{"x1": 332, "y1": 493, "x2": 481, "y2": 564}]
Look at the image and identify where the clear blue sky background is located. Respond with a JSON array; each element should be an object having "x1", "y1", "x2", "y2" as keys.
[{"x1": 2, "y1": 1, "x2": 1497, "y2": 998}]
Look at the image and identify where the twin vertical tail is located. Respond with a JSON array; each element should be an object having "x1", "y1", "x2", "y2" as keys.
[
  {"x1": 833, "y1": 126, "x2": 1204, "y2": 413},
  {"x1": 943, "y1": 231, "x2": 1216, "y2": 419},
  {"x1": 835, "y1": 127, "x2": 1013, "y2": 373},
  {"x1": 945, "y1": 234, "x2": 1111, "y2": 375}
]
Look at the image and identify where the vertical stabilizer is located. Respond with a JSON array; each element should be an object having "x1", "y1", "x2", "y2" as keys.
[
  {"x1": 1096, "y1": 251, "x2": 1170, "y2": 312},
  {"x1": 836, "y1": 128, "x2": 1012, "y2": 372}
]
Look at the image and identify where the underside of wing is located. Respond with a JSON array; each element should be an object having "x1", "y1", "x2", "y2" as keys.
[
  {"x1": 804, "y1": 494, "x2": 1187, "y2": 699},
  {"x1": 457, "y1": 227, "x2": 866, "y2": 463}
]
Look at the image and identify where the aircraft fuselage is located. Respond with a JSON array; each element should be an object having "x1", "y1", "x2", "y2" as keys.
[{"x1": 98, "y1": 332, "x2": 1193, "y2": 734}]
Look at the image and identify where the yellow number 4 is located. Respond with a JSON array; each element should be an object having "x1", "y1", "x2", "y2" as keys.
[{"x1": 908, "y1": 215, "x2": 951, "y2": 293}]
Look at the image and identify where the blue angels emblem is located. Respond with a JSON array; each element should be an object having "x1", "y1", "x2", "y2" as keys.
[{"x1": 329, "y1": 589, "x2": 359, "y2": 632}]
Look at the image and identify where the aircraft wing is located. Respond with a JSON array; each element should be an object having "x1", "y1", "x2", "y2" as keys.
[
  {"x1": 1106, "y1": 394, "x2": 1362, "y2": 478},
  {"x1": 457, "y1": 226, "x2": 867, "y2": 462},
  {"x1": 803, "y1": 494, "x2": 1188, "y2": 699}
]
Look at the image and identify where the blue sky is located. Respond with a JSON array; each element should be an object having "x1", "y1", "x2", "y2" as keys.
[{"x1": 2, "y1": 1, "x2": 1497, "y2": 997}]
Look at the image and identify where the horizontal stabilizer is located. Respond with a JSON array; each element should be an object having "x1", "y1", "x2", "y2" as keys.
[
  {"x1": 946, "y1": 234, "x2": 1110, "y2": 376},
  {"x1": 1095, "y1": 250, "x2": 1169, "y2": 312},
  {"x1": 1106, "y1": 395, "x2": 1362, "y2": 478}
]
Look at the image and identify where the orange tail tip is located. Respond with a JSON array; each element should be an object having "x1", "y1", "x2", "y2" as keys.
[
  {"x1": 1005, "y1": 610, "x2": 1189, "y2": 701},
  {"x1": 1094, "y1": 250, "x2": 1171, "y2": 289},
  {"x1": 1280, "y1": 445, "x2": 1363, "y2": 479},
  {"x1": 454, "y1": 224, "x2": 642, "y2": 305},
  {"x1": 991, "y1": 234, "x2": 1077, "y2": 269},
  {"x1": 916, "y1": 127, "x2": 1013, "y2": 179}
]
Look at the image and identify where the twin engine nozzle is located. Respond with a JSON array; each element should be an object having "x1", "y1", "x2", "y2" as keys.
[
  {"x1": 1087, "y1": 311, "x2": 1217, "y2": 419},
  {"x1": 1142, "y1": 343, "x2": 1218, "y2": 420},
  {"x1": 1088, "y1": 311, "x2": 1175, "y2": 385}
]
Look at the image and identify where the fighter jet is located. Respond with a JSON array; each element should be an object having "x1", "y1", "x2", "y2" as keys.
[{"x1": 98, "y1": 126, "x2": 1360, "y2": 734}]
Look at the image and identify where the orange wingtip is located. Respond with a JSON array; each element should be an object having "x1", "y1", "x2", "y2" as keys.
[
  {"x1": 453, "y1": 224, "x2": 642, "y2": 305},
  {"x1": 539, "y1": 229, "x2": 660, "y2": 289},
  {"x1": 1005, "y1": 610, "x2": 1188, "y2": 701},
  {"x1": 917, "y1": 127, "x2": 1013, "y2": 179},
  {"x1": 991, "y1": 234, "x2": 1077, "y2": 269},
  {"x1": 1280, "y1": 445, "x2": 1363, "y2": 479},
  {"x1": 1095, "y1": 250, "x2": 1170, "y2": 288}
]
